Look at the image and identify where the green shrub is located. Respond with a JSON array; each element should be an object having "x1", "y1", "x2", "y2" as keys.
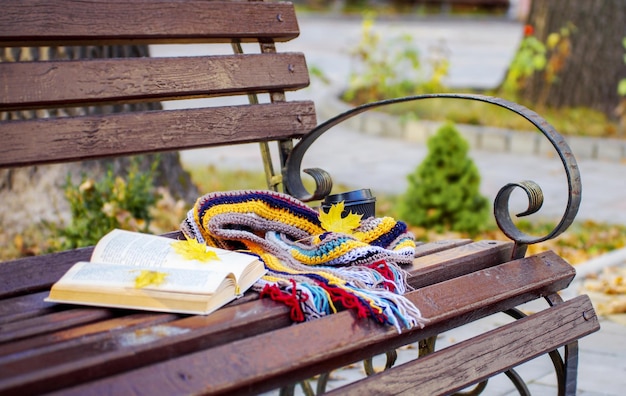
[
  {"x1": 54, "y1": 157, "x2": 160, "y2": 249},
  {"x1": 398, "y1": 122, "x2": 489, "y2": 234}
]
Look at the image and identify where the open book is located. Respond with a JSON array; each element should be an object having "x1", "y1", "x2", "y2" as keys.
[{"x1": 46, "y1": 229, "x2": 266, "y2": 315}]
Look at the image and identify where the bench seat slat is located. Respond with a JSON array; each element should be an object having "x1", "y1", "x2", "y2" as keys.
[
  {"x1": 413, "y1": 239, "x2": 472, "y2": 257},
  {"x1": 0, "y1": 308, "x2": 115, "y2": 344},
  {"x1": 0, "y1": 292, "x2": 56, "y2": 324},
  {"x1": 409, "y1": 240, "x2": 512, "y2": 289},
  {"x1": 0, "y1": 101, "x2": 317, "y2": 168},
  {"x1": 328, "y1": 295, "x2": 599, "y2": 396},
  {"x1": 0, "y1": 54, "x2": 310, "y2": 111},
  {"x1": 0, "y1": 312, "x2": 177, "y2": 358},
  {"x1": 26, "y1": 251, "x2": 576, "y2": 396},
  {"x1": 0, "y1": 241, "x2": 509, "y2": 333},
  {"x1": 0, "y1": 251, "x2": 94, "y2": 299},
  {"x1": 0, "y1": 0, "x2": 301, "y2": 47}
]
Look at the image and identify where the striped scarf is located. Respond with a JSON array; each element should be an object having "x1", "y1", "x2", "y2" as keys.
[{"x1": 181, "y1": 190, "x2": 425, "y2": 331}]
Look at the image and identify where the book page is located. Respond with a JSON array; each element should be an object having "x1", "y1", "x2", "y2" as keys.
[
  {"x1": 92, "y1": 229, "x2": 179, "y2": 268},
  {"x1": 91, "y1": 229, "x2": 261, "y2": 282},
  {"x1": 55, "y1": 261, "x2": 233, "y2": 295}
]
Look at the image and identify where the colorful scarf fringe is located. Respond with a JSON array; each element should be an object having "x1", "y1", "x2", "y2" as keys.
[{"x1": 181, "y1": 190, "x2": 426, "y2": 331}]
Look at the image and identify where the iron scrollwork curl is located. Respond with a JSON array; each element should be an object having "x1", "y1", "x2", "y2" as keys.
[{"x1": 283, "y1": 93, "x2": 581, "y2": 251}]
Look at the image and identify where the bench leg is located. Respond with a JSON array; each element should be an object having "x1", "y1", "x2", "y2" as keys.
[
  {"x1": 562, "y1": 341, "x2": 579, "y2": 396},
  {"x1": 418, "y1": 336, "x2": 437, "y2": 357},
  {"x1": 279, "y1": 381, "x2": 315, "y2": 396},
  {"x1": 363, "y1": 350, "x2": 398, "y2": 376},
  {"x1": 503, "y1": 369, "x2": 531, "y2": 396}
]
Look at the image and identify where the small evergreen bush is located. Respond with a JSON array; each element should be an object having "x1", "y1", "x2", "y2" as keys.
[{"x1": 398, "y1": 122, "x2": 489, "y2": 234}]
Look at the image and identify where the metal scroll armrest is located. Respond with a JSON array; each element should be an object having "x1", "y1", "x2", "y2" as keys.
[{"x1": 283, "y1": 93, "x2": 582, "y2": 258}]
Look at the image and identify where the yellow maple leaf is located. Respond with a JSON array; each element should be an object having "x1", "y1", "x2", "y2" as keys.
[
  {"x1": 319, "y1": 201, "x2": 362, "y2": 235},
  {"x1": 134, "y1": 270, "x2": 168, "y2": 289},
  {"x1": 171, "y1": 238, "x2": 220, "y2": 263}
]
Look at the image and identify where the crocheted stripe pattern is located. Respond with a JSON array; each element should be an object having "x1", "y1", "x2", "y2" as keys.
[{"x1": 181, "y1": 190, "x2": 425, "y2": 331}]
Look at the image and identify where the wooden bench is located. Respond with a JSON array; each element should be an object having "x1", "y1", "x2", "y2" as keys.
[{"x1": 0, "y1": 1, "x2": 599, "y2": 395}]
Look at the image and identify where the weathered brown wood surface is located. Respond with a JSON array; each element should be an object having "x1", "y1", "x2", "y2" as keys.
[
  {"x1": 1, "y1": 54, "x2": 310, "y2": 110},
  {"x1": 0, "y1": 0, "x2": 301, "y2": 46},
  {"x1": 0, "y1": 101, "x2": 316, "y2": 168},
  {"x1": 0, "y1": 247, "x2": 595, "y2": 396}
]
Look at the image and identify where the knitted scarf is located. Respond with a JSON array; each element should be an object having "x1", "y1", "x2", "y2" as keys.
[{"x1": 181, "y1": 190, "x2": 425, "y2": 331}]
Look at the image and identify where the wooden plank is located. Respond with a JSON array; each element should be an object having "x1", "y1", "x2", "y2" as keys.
[
  {"x1": 0, "y1": 292, "x2": 56, "y2": 324},
  {"x1": 0, "y1": 308, "x2": 114, "y2": 344},
  {"x1": 413, "y1": 239, "x2": 472, "y2": 257},
  {"x1": 0, "y1": 53, "x2": 310, "y2": 111},
  {"x1": 414, "y1": 251, "x2": 575, "y2": 322},
  {"x1": 0, "y1": 101, "x2": 317, "y2": 168},
  {"x1": 327, "y1": 295, "x2": 599, "y2": 395},
  {"x1": 0, "y1": 299, "x2": 291, "y2": 395},
  {"x1": 0, "y1": 249, "x2": 94, "y2": 299},
  {"x1": 39, "y1": 251, "x2": 576, "y2": 395},
  {"x1": 0, "y1": 238, "x2": 503, "y2": 299},
  {"x1": 0, "y1": 0, "x2": 301, "y2": 47},
  {"x1": 409, "y1": 240, "x2": 513, "y2": 288},
  {"x1": 0, "y1": 313, "x2": 176, "y2": 358}
]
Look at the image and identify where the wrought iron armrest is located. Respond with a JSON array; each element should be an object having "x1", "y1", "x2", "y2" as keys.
[{"x1": 283, "y1": 93, "x2": 581, "y2": 258}]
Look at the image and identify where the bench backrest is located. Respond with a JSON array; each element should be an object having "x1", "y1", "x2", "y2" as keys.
[{"x1": 0, "y1": 0, "x2": 317, "y2": 170}]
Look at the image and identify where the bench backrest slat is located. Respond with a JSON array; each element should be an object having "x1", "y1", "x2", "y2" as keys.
[
  {"x1": 0, "y1": 0, "x2": 301, "y2": 46},
  {"x1": 1, "y1": 54, "x2": 310, "y2": 111},
  {"x1": 1, "y1": 102, "x2": 316, "y2": 168}
]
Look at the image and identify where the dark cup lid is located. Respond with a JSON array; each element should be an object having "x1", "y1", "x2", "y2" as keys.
[{"x1": 322, "y1": 189, "x2": 375, "y2": 205}]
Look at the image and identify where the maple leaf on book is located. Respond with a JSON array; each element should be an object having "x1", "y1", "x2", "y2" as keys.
[
  {"x1": 134, "y1": 270, "x2": 168, "y2": 288},
  {"x1": 171, "y1": 237, "x2": 220, "y2": 263}
]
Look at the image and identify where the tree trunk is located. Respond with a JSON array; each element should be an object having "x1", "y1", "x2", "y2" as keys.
[
  {"x1": 520, "y1": 0, "x2": 626, "y2": 119},
  {"x1": 0, "y1": 45, "x2": 198, "y2": 243}
]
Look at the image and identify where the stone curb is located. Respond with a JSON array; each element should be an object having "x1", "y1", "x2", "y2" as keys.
[
  {"x1": 317, "y1": 89, "x2": 626, "y2": 163},
  {"x1": 575, "y1": 247, "x2": 626, "y2": 279}
]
